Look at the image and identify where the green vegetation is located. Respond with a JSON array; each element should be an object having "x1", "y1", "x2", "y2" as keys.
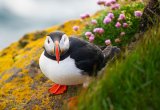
[
  {"x1": 83, "y1": 2, "x2": 144, "y2": 46},
  {"x1": 78, "y1": 25, "x2": 160, "y2": 109}
]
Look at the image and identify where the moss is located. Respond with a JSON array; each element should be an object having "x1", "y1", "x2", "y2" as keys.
[{"x1": 0, "y1": 55, "x2": 14, "y2": 73}]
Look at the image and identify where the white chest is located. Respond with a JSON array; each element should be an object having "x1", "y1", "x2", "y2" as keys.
[{"x1": 39, "y1": 52, "x2": 88, "y2": 85}]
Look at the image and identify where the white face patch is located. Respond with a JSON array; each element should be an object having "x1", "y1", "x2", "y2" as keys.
[
  {"x1": 59, "y1": 34, "x2": 70, "y2": 53},
  {"x1": 44, "y1": 36, "x2": 55, "y2": 55}
]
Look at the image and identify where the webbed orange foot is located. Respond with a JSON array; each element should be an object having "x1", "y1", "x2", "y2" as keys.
[{"x1": 49, "y1": 84, "x2": 67, "y2": 95}]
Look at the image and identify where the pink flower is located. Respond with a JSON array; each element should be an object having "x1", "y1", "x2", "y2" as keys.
[
  {"x1": 80, "y1": 13, "x2": 90, "y2": 19},
  {"x1": 93, "y1": 28, "x2": 104, "y2": 34},
  {"x1": 123, "y1": 23, "x2": 128, "y2": 28},
  {"x1": 110, "y1": 0, "x2": 116, "y2": 4},
  {"x1": 93, "y1": 28, "x2": 99, "y2": 33},
  {"x1": 105, "y1": 1, "x2": 111, "y2": 6},
  {"x1": 91, "y1": 19, "x2": 97, "y2": 25},
  {"x1": 103, "y1": 17, "x2": 112, "y2": 24},
  {"x1": 97, "y1": 0, "x2": 106, "y2": 5},
  {"x1": 115, "y1": 22, "x2": 121, "y2": 28},
  {"x1": 105, "y1": 39, "x2": 111, "y2": 45},
  {"x1": 85, "y1": 32, "x2": 92, "y2": 38},
  {"x1": 120, "y1": 32, "x2": 125, "y2": 36},
  {"x1": 99, "y1": 28, "x2": 104, "y2": 34},
  {"x1": 118, "y1": 14, "x2": 125, "y2": 21},
  {"x1": 89, "y1": 34, "x2": 95, "y2": 42},
  {"x1": 73, "y1": 26, "x2": 79, "y2": 31},
  {"x1": 80, "y1": 14, "x2": 86, "y2": 19},
  {"x1": 111, "y1": 3, "x2": 120, "y2": 10},
  {"x1": 85, "y1": 13, "x2": 90, "y2": 18},
  {"x1": 134, "y1": 11, "x2": 142, "y2": 17},
  {"x1": 107, "y1": 12, "x2": 114, "y2": 19}
]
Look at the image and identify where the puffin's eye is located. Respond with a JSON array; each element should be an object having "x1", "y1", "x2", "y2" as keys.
[{"x1": 48, "y1": 39, "x2": 50, "y2": 43}]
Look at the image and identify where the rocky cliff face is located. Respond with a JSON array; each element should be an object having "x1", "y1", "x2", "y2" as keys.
[{"x1": 0, "y1": 20, "x2": 85, "y2": 109}]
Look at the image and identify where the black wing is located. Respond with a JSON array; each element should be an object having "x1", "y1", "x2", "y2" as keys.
[{"x1": 69, "y1": 37, "x2": 105, "y2": 76}]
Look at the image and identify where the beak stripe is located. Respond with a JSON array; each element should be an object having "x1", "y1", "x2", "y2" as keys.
[{"x1": 55, "y1": 41, "x2": 60, "y2": 63}]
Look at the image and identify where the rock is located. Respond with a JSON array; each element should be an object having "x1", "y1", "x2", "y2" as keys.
[
  {"x1": 103, "y1": 46, "x2": 121, "y2": 62},
  {"x1": 2, "y1": 67, "x2": 22, "y2": 83},
  {"x1": 32, "y1": 31, "x2": 47, "y2": 41},
  {"x1": 26, "y1": 60, "x2": 41, "y2": 79},
  {"x1": 140, "y1": 0, "x2": 160, "y2": 32}
]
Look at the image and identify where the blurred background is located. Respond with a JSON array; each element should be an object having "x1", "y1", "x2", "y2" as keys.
[{"x1": 0, "y1": 0, "x2": 100, "y2": 49}]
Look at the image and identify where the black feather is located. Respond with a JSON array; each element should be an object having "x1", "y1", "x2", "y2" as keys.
[{"x1": 44, "y1": 36, "x2": 120, "y2": 76}]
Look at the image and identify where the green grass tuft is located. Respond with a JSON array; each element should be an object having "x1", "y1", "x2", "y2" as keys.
[{"x1": 78, "y1": 25, "x2": 160, "y2": 110}]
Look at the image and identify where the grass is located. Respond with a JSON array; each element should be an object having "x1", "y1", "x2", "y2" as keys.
[
  {"x1": 78, "y1": 24, "x2": 160, "y2": 110},
  {"x1": 83, "y1": 2, "x2": 144, "y2": 47}
]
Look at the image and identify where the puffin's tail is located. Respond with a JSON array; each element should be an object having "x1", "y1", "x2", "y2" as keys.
[{"x1": 102, "y1": 46, "x2": 121, "y2": 64}]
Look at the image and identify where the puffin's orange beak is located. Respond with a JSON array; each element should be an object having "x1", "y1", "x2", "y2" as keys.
[{"x1": 55, "y1": 41, "x2": 60, "y2": 63}]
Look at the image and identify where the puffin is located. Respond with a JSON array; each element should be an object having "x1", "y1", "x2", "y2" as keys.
[{"x1": 39, "y1": 31, "x2": 120, "y2": 95}]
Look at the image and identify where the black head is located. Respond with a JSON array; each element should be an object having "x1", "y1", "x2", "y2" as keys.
[
  {"x1": 44, "y1": 31, "x2": 70, "y2": 63},
  {"x1": 48, "y1": 31, "x2": 65, "y2": 42}
]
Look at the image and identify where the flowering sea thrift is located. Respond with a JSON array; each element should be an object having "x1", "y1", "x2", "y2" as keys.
[
  {"x1": 93, "y1": 28, "x2": 99, "y2": 33},
  {"x1": 80, "y1": 14, "x2": 86, "y2": 19},
  {"x1": 118, "y1": 14, "x2": 125, "y2": 21},
  {"x1": 115, "y1": 22, "x2": 121, "y2": 28},
  {"x1": 93, "y1": 28, "x2": 104, "y2": 34},
  {"x1": 103, "y1": 17, "x2": 112, "y2": 24},
  {"x1": 97, "y1": 0, "x2": 106, "y2": 5},
  {"x1": 89, "y1": 34, "x2": 95, "y2": 42},
  {"x1": 105, "y1": 1, "x2": 111, "y2": 6},
  {"x1": 111, "y1": 3, "x2": 120, "y2": 10},
  {"x1": 91, "y1": 19, "x2": 97, "y2": 25},
  {"x1": 107, "y1": 12, "x2": 114, "y2": 19},
  {"x1": 85, "y1": 13, "x2": 90, "y2": 18},
  {"x1": 98, "y1": 28, "x2": 104, "y2": 34},
  {"x1": 123, "y1": 23, "x2": 128, "y2": 28},
  {"x1": 80, "y1": 13, "x2": 90, "y2": 19},
  {"x1": 85, "y1": 32, "x2": 92, "y2": 38},
  {"x1": 105, "y1": 39, "x2": 111, "y2": 45},
  {"x1": 134, "y1": 11, "x2": 142, "y2": 17},
  {"x1": 110, "y1": 0, "x2": 116, "y2": 4},
  {"x1": 73, "y1": 26, "x2": 79, "y2": 31}
]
